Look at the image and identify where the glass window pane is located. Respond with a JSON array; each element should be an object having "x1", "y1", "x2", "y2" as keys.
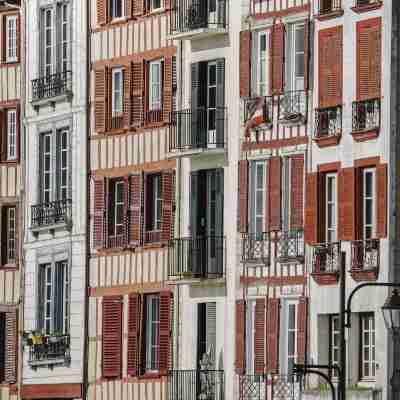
[{"x1": 209, "y1": 65, "x2": 217, "y2": 86}]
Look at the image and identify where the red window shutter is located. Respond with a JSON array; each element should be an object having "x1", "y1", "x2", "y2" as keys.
[
  {"x1": 102, "y1": 296, "x2": 122, "y2": 379},
  {"x1": 290, "y1": 155, "x2": 304, "y2": 230},
  {"x1": 238, "y1": 160, "x2": 249, "y2": 233},
  {"x1": 125, "y1": 0, "x2": 132, "y2": 18},
  {"x1": 304, "y1": 173, "x2": 318, "y2": 244},
  {"x1": 161, "y1": 170, "x2": 175, "y2": 242},
  {"x1": 133, "y1": 0, "x2": 145, "y2": 16},
  {"x1": 304, "y1": 20, "x2": 310, "y2": 91},
  {"x1": 163, "y1": 57, "x2": 173, "y2": 123},
  {"x1": 266, "y1": 298, "x2": 280, "y2": 373},
  {"x1": 376, "y1": 164, "x2": 387, "y2": 238},
  {"x1": 4, "y1": 310, "x2": 17, "y2": 383},
  {"x1": 1, "y1": 16, "x2": 6, "y2": 62},
  {"x1": 159, "y1": 291, "x2": 172, "y2": 375},
  {"x1": 93, "y1": 177, "x2": 106, "y2": 248},
  {"x1": 270, "y1": 23, "x2": 285, "y2": 95},
  {"x1": 16, "y1": 15, "x2": 21, "y2": 63},
  {"x1": 357, "y1": 18, "x2": 381, "y2": 101},
  {"x1": 123, "y1": 66, "x2": 132, "y2": 128},
  {"x1": 164, "y1": 0, "x2": 172, "y2": 10},
  {"x1": 338, "y1": 168, "x2": 356, "y2": 241},
  {"x1": 0, "y1": 110, "x2": 5, "y2": 163},
  {"x1": 254, "y1": 299, "x2": 265, "y2": 375},
  {"x1": 296, "y1": 297, "x2": 308, "y2": 364},
  {"x1": 240, "y1": 31, "x2": 251, "y2": 98},
  {"x1": 127, "y1": 294, "x2": 140, "y2": 376},
  {"x1": 97, "y1": 0, "x2": 107, "y2": 25},
  {"x1": 129, "y1": 173, "x2": 143, "y2": 247},
  {"x1": 131, "y1": 61, "x2": 144, "y2": 127},
  {"x1": 269, "y1": 157, "x2": 282, "y2": 231},
  {"x1": 95, "y1": 68, "x2": 108, "y2": 133},
  {"x1": 235, "y1": 300, "x2": 246, "y2": 374},
  {"x1": 318, "y1": 26, "x2": 343, "y2": 108}
]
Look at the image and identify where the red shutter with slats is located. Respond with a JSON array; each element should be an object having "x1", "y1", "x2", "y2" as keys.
[
  {"x1": 270, "y1": 23, "x2": 285, "y2": 95},
  {"x1": 131, "y1": 61, "x2": 144, "y2": 127},
  {"x1": 319, "y1": 26, "x2": 343, "y2": 108},
  {"x1": 290, "y1": 155, "x2": 304, "y2": 230},
  {"x1": 297, "y1": 297, "x2": 308, "y2": 364},
  {"x1": 357, "y1": 18, "x2": 381, "y2": 101},
  {"x1": 16, "y1": 15, "x2": 21, "y2": 63},
  {"x1": 240, "y1": 31, "x2": 251, "y2": 98},
  {"x1": 159, "y1": 291, "x2": 172, "y2": 375},
  {"x1": 164, "y1": 0, "x2": 172, "y2": 10},
  {"x1": 269, "y1": 157, "x2": 282, "y2": 231},
  {"x1": 95, "y1": 68, "x2": 108, "y2": 133},
  {"x1": 127, "y1": 294, "x2": 140, "y2": 376},
  {"x1": 305, "y1": 173, "x2": 318, "y2": 244},
  {"x1": 238, "y1": 160, "x2": 249, "y2": 233},
  {"x1": 102, "y1": 296, "x2": 122, "y2": 379},
  {"x1": 97, "y1": 0, "x2": 107, "y2": 25},
  {"x1": 161, "y1": 171, "x2": 175, "y2": 242},
  {"x1": 129, "y1": 173, "x2": 143, "y2": 247},
  {"x1": 254, "y1": 299, "x2": 265, "y2": 375},
  {"x1": 0, "y1": 110, "x2": 5, "y2": 163},
  {"x1": 123, "y1": 66, "x2": 132, "y2": 128},
  {"x1": 163, "y1": 57, "x2": 173, "y2": 123},
  {"x1": 4, "y1": 310, "x2": 17, "y2": 383},
  {"x1": 376, "y1": 164, "x2": 387, "y2": 238},
  {"x1": 133, "y1": 0, "x2": 145, "y2": 16},
  {"x1": 235, "y1": 300, "x2": 246, "y2": 374},
  {"x1": 266, "y1": 298, "x2": 280, "y2": 373},
  {"x1": 338, "y1": 168, "x2": 356, "y2": 241},
  {"x1": 1, "y1": 16, "x2": 6, "y2": 62},
  {"x1": 93, "y1": 177, "x2": 105, "y2": 248},
  {"x1": 125, "y1": 0, "x2": 132, "y2": 18}
]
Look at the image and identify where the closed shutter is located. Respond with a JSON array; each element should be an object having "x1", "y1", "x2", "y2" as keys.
[
  {"x1": 254, "y1": 299, "x2": 265, "y2": 375},
  {"x1": 127, "y1": 294, "x2": 140, "y2": 376},
  {"x1": 290, "y1": 155, "x2": 304, "y2": 230},
  {"x1": 318, "y1": 26, "x2": 342, "y2": 108},
  {"x1": 123, "y1": 66, "x2": 132, "y2": 128},
  {"x1": 0, "y1": 314, "x2": 4, "y2": 381},
  {"x1": 129, "y1": 173, "x2": 143, "y2": 247},
  {"x1": 206, "y1": 302, "x2": 216, "y2": 366},
  {"x1": 240, "y1": 31, "x2": 251, "y2": 98},
  {"x1": 269, "y1": 157, "x2": 282, "y2": 231},
  {"x1": 102, "y1": 296, "x2": 122, "y2": 378},
  {"x1": 0, "y1": 110, "x2": 5, "y2": 162},
  {"x1": 131, "y1": 61, "x2": 144, "y2": 127},
  {"x1": 338, "y1": 168, "x2": 356, "y2": 241},
  {"x1": 161, "y1": 170, "x2": 175, "y2": 242},
  {"x1": 93, "y1": 177, "x2": 106, "y2": 248},
  {"x1": 304, "y1": 173, "x2": 318, "y2": 244},
  {"x1": 96, "y1": 0, "x2": 107, "y2": 24},
  {"x1": 238, "y1": 160, "x2": 249, "y2": 233},
  {"x1": 163, "y1": 57, "x2": 173, "y2": 123},
  {"x1": 216, "y1": 59, "x2": 225, "y2": 146},
  {"x1": 4, "y1": 310, "x2": 17, "y2": 383},
  {"x1": 123, "y1": 176, "x2": 130, "y2": 246},
  {"x1": 235, "y1": 300, "x2": 246, "y2": 374},
  {"x1": 376, "y1": 164, "x2": 387, "y2": 238},
  {"x1": 54, "y1": 263, "x2": 65, "y2": 334},
  {"x1": 296, "y1": 297, "x2": 308, "y2": 364},
  {"x1": 357, "y1": 18, "x2": 381, "y2": 101},
  {"x1": 270, "y1": 23, "x2": 285, "y2": 95},
  {"x1": 133, "y1": 0, "x2": 145, "y2": 16},
  {"x1": 1, "y1": 16, "x2": 6, "y2": 62},
  {"x1": 125, "y1": 0, "x2": 132, "y2": 18},
  {"x1": 95, "y1": 68, "x2": 108, "y2": 133},
  {"x1": 16, "y1": 15, "x2": 21, "y2": 63},
  {"x1": 266, "y1": 298, "x2": 280, "y2": 373},
  {"x1": 159, "y1": 291, "x2": 172, "y2": 375}
]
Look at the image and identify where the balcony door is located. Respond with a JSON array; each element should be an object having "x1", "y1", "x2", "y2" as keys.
[{"x1": 197, "y1": 302, "x2": 216, "y2": 368}]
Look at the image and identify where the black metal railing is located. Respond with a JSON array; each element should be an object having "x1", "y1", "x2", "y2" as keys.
[
  {"x1": 168, "y1": 236, "x2": 225, "y2": 280},
  {"x1": 276, "y1": 230, "x2": 304, "y2": 262},
  {"x1": 243, "y1": 96, "x2": 273, "y2": 125},
  {"x1": 168, "y1": 370, "x2": 225, "y2": 400},
  {"x1": 312, "y1": 242, "x2": 341, "y2": 274},
  {"x1": 271, "y1": 375, "x2": 301, "y2": 400},
  {"x1": 351, "y1": 239, "x2": 380, "y2": 271},
  {"x1": 32, "y1": 71, "x2": 72, "y2": 101},
  {"x1": 171, "y1": 0, "x2": 227, "y2": 34},
  {"x1": 241, "y1": 232, "x2": 270, "y2": 264},
  {"x1": 356, "y1": 0, "x2": 380, "y2": 6},
  {"x1": 314, "y1": 106, "x2": 342, "y2": 139},
  {"x1": 238, "y1": 375, "x2": 267, "y2": 400},
  {"x1": 27, "y1": 335, "x2": 70, "y2": 367},
  {"x1": 319, "y1": 0, "x2": 342, "y2": 14},
  {"x1": 352, "y1": 98, "x2": 380, "y2": 132},
  {"x1": 169, "y1": 108, "x2": 226, "y2": 152},
  {"x1": 31, "y1": 199, "x2": 72, "y2": 228},
  {"x1": 278, "y1": 91, "x2": 307, "y2": 124}
]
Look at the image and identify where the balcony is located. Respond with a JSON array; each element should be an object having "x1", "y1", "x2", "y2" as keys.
[
  {"x1": 31, "y1": 199, "x2": 72, "y2": 234},
  {"x1": 168, "y1": 236, "x2": 225, "y2": 281},
  {"x1": 276, "y1": 230, "x2": 305, "y2": 263},
  {"x1": 243, "y1": 96, "x2": 273, "y2": 136},
  {"x1": 351, "y1": 98, "x2": 380, "y2": 141},
  {"x1": 170, "y1": 0, "x2": 228, "y2": 40},
  {"x1": 238, "y1": 375, "x2": 267, "y2": 400},
  {"x1": 351, "y1": 239, "x2": 380, "y2": 281},
  {"x1": 26, "y1": 334, "x2": 70, "y2": 369},
  {"x1": 169, "y1": 108, "x2": 226, "y2": 156},
  {"x1": 352, "y1": 0, "x2": 382, "y2": 12},
  {"x1": 311, "y1": 242, "x2": 341, "y2": 285},
  {"x1": 278, "y1": 91, "x2": 307, "y2": 126},
  {"x1": 31, "y1": 71, "x2": 72, "y2": 108},
  {"x1": 168, "y1": 370, "x2": 225, "y2": 400},
  {"x1": 241, "y1": 232, "x2": 271, "y2": 265},
  {"x1": 316, "y1": 0, "x2": 343, "y2": 19},
  {"x1": 313, "y1": 106, "x2": 342, "y2": 147}
]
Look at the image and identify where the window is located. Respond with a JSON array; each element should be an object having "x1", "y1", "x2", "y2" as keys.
[
  {"x1": 6, "y1": 16, "x2": 17, "y2": 63},
  {"x1": 250, "y1": 161, "x2": 266, "y2": 234},
  {"x1": 38, "y1": 261, "x2": 69, "y2": 335},
  {"x1": 145, "y1": 295, "x2": 160, "y2": 371},
  {"x1": 258, "y1": 32, "x2": 268, "y2": 96},
  {"x1": 286, "y1": 23, "x2": 305, "y2": 91},
  {"x1": 0, "y1": 310, "x2": 17, "y2": 383},
  {"x1": 245, "y1": 300, "x2": 256, "y2": 374},
  {"x1": 112, "y1": 68, "x2": 123, "y2": 116},
  {"x1": 281, "y1": 157, "x2": 291, "y2": 230},
  {"x1": 109, "y1": 179, "x2": 124, "y2": 237},
  {"x1": 150, "y1": 0, "x2": 163, "y2": 11},
  {"x1": 110, "y1": 0, "x2": 124, "y2": 19},
  {"x1": 360, "y1": 313, "x2": 375, "y2": 380},
  {"x1": 2, "y1": 206, "x2": 16, "y2": 266},
  {"x1": 149, "y1": 60, "x2": 162, "y2": 111},
  {"x1": 286, "y1": 301, "x2": 297, "y2": 376},
  {"x1": 197, "y1": 302, "x2": 216, "y2": 367},
  {"x1": 326, "y1": 173, "x2": 337, "y2": 242},
  {"x1": 146, "y1": 174, "x2": 163, "y2": 232},
  {"x1": 329, "y1": 315, "x2": 339, "y2": 378},
  {"x1": 6, "y1": 109, "x2": 17, "y2": 161},
  {"x1": 362, "y1": 168, "x2": 375, "y2": 239}
]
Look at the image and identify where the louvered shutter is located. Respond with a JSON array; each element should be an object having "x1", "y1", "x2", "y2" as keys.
[
  {"x1": 290, "y1": 155, "x2": 304, "y2": 230},
  {"x1": 240, "y1": 31, "x2": 251, "y2": 98},
  {"x1": 254, "y1": 299, "x2": 265, "y2": 375},
  {"x1": 16, "y1": 15, "x2": 21, "y2": 63},
  {"x1": 270, "y1": 23, "x2": 285, "y2": 95},
  {"x1": 357, "y1": 18, "x2": 381, "y2": 101},
  {"x1": 318, "y1": 26, "x2": 342, "y2": 108},
  {"x1": 238, "y1": 160, "x2": 249, "y2": 233},
  {"x1": 0, "y1": 110, "x2": 5, "y2": 162},
  {"x1": 338, "y1": 168, "x2": 356, "y2": 241},
  {"x1": 376, "y1": 164, "x2": 387, "y2": 238},
  {"x1": 163, "y1": 57, "x2": 173, "y2": 123},
  {"x1": 123, "y1": 66, "x2": 132, "y2": 128},
  {"x1": 266, "y1": 298, "x2": 280, "y2": 373},
  {"x1": 102, "y1": 296, "x2": 122, "y2": 378},
  {"x1": 127, "y1": 294, "x2": 140, "y2": 376},
  {"x1": 206, "y1": 302, "x2": 216, "y2": 366},
  {"x1": 161, "y1": 170, "x2": 175, "y2": 242},
  {"x1": 269, "y1": 157, "x2": 282, "y2": 231},
  {"x1": 125, "y1": 0, "x2": 132, "y2": 17},
  {"x1": 96, "y1": 0, "x2": 107, "y2": 25},
  {"x1": 133, "y1": 0, "x2": 145, "y2": 16},
  {"x1": 129, "y1": 173, "x2": 143, "y2": 247},
  {"x1": 93, "y1": 177, "x2": 106, "y2": 248},
  {"x1": 4, "y1": 310, "x2": 17, "y2": 383},
  {"x1": 297, "y1": 297, "x2": 308, "y2": 364},
  {"x1": 191, "y1": 62, "x2": 200, "y2": 145},
  {"x1": 0, "y1": 314, "x2": 4, "y2": 381},
  {"x1": 216, "y1": 59, "x2": 225, "y2": 146},
  {"x1": 304, "y1": 173, "x2": 318, "y2": 244},
  {"x1": 54, "y1": 263, "x2": 65, "y2": 334},
  {"x1": 159, "y1": 291, "x2": 172, "y2": 375},
  {"x1": 131, "y1": 61, "x2": 144, "y2": 127},
  {"x1": 304, "y1": 19, "x2": 310, "y2": 91},
  {"x1": 1, "y1": 16, "x2": 6, "y2": 63},
  {"x1": 235, "y1": 300, "x2": 246, "y2": 374},
  {"x1": 95, "y1": 68, "x2": 108, "y2": 133}
]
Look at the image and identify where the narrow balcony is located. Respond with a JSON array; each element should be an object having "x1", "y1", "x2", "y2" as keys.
[
  {"x1": 313, "y1": 106, "x2": 342, "y2": 147},
  {"x1": 276, "y1": 230, "x2": 305, "y2": 263},
  {"x1": 351, "y1": 239, "x2": 380, "y2": 281},
  {"x1": 352, "y1": 0, "x2": 382, "y2": 12},
  {"x1": 278, "y1": 91, "x2": 307, "y2": 126},
  {"x1": 238, "y1": 374, "x2": 267, "y2": 400},
  {"x1": 168, "y1": 370, "x2": 225, "y2": 400},
  {"x1": 241, "y1": 232, "x2": 271, "y2": 265},
  {"x1": 311, "y1": 242, "x2": 341, "y2": 285},
  {"x1": 243, "y1": 96, "x2": 273, "y2": 133},
  {"x1": 168, "y1": 236, "x2": 225, "y2": 281},
  {"x1": 351, "y1": 98, "x2": 380, "y2": 141},
  {"x1": 31, "y1": 199, "x2": 72, "y2": 234},
  {"x1": 317, "y1": 0, "x2": 343, "y2": 19},
  {"x1": 169, "y1": 108, "x2": 226, "y2": 157},
  {"x1": 170, "y1": 0, "x2": 228, "y2": 40}
]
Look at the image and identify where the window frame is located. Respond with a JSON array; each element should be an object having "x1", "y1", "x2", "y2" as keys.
[
  {"x1": 245, "y1": 300, "x2": 256, "y2": 375},
  {"x1": 110, "y1": 0, "x2": 125, "y2": 20},
  {"x1": 148, "y1": 60, "x2": 163, "y2": 112},
  {"x1": 281, "y1": 157, "x2": 291, "y2": 231},
  {"x1": 250, "y1": 161, "x2": 267, "y2": 235},
  {"x1": 150, "y1": 0, "x2": 164, "y2": 12},
  {"x1": 281, "y1": 299, "x2": 298, "y2": 376},
  {"x1": 325, "y1": 173, "x2": 338, "y2": 242},
  {"x1": 286, "y1": 22, "x2": 305, "y2": 92},
  {"x1": 362, "y1": 168, "x2": 376, "y2": 240},
  {"x1": 145, "y1": 173, "x2": 163, "y2": 232},
  {"x1": 359, "y1": 312, "x2": 376, "y2": 381},
  {"x1": 257, "y1": 31, "x2": 268, "y2": 96},
  {"x1": 5, "y1": 15, "x2": 18, "y2": 63},
  {"x1": 112, "y1": 68, "x2": 124, "y2": 116},
  {"x1": 144, "y1": 294, "x2": 160, "y2": 372},
  {"x1": 109, "y1": 178, "x2": 125, "y2": 237},
  {"x1": 6, "y1": 108, "x2": 17, "y2": 162}
]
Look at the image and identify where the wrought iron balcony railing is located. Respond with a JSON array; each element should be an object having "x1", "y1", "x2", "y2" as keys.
[
  {"x1": 278, "y1": 91, "x2": 307, "y2": 125},
  {"x1": 319, "y1": 0, "x2": 342, "y2": 14},
  {"x1": 238, "y1": 374, "x2": 267, "y2": 400},
  {"x1": 32, "y1": 71, "x2": 72, "y2": 102},
  {"x1": 168, "y1": 370, "x2": 225, "y2": 400},
  {"x1": 168, "y1": 236, "x2": 225, "y2": 280},
  {"x1": 312, "y1": 242, "x2": 341, "y2": 274},
  {"x1": 352, "y1": 98, "x2": 380, "y2": 133},
  {"x1": 27, "y1": 334, "x2": 70, "y2": 368},
  {"x1": 169, "y1": 108, "x2": 226, "y2": 152},
  {"x1": 351, "y1": 239, "x2": 380, "y2": 271},
  {"x1": 171, "y1": 0, "x2": 227, "y2": 35},
  {"x1": 243, "y1": 96, "x2": 273, "y2": 126},
  {"x1": 31, "y1": 199, "x2": 72, "y2": 229},
  {"x1": 314, "y1": 106, "x2": 342, "y2": 139},
  {"x1": 241, "y1": 232, "x2": 270, "y2": 264},
  {"x1": 276, "y1": 230, "x2": 305, "y2": 262}
]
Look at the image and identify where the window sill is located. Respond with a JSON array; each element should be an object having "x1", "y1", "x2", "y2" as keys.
[
  {"x1": 313, "y1": 133, "x2": 341, "y2": 148},
  {"x1": 1, "y1": 263, "x2": 18, "y2": 271},
  {"x1": 350, "y1": 267, "x2": 379, "y2": 282},
  {"x1": 138, "y1": 372, "x2": 162, "y2": 380},
  {"x1": 147, "y1": 8, "x2": 165, "y2": 16},
  {"x1": 0, "y1": 159, "x2": 19, "y2": 165},
  {"x1": 351, "y1": 2, "x2": 382, "y2": 13},
  {"x1": 351, "y1": 128, "x2": 379, "y2": 142},
  {"x1": 315, "y1": 9, "x2": 344, "y2": 21},
  {"x1": 311, "y1": 271, "x2": 339, "y2": 285}
]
